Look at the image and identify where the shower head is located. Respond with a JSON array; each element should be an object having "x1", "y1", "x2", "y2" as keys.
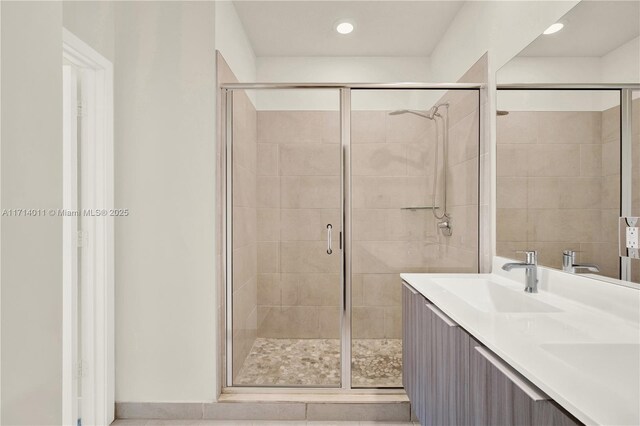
[{"x1": 388, "y1": 109, "x2": 436, "y2": 120}]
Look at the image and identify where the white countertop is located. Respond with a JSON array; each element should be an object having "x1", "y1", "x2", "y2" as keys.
[{"x1": 401, "y1": 258, "x2": 640, "y2": 426}]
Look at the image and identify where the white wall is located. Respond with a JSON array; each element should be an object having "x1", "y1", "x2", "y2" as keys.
[
  {"x1": 113, "y1": 1, "x2": 217, "y2": 402},
  {"x1": 63, "y1": 1, "x2": 115, "y2": 63},
  {"x1": 1, "y1": 2, "x2": 64, "y2": 424},
  {"x1": 496, "y1": 36, "x2": 640, "y2": 111},
  {"x1": 429, "y1": 0, "x2": 579, "y2": 82},
  {"x1": 497, "y1": 57, "x2": 615, "y2": 111},
  {"x1": 215, "y1": 1, "x2": 256, "y2": 84},
  {"x1": 255, "y1": 56, "x2": 432, "y2": 110},
  {"x1": 602, "y1": 36, "x2": 640, "y2": 84}
]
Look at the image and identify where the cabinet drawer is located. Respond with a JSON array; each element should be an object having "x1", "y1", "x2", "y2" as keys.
[{"x1": 470, "y1": 346, "x2": 581, "y2": 426}]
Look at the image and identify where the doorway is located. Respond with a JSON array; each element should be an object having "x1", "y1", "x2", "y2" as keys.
[{"x1": 62, "y1": 28, "x2": 114, "y2": 426}]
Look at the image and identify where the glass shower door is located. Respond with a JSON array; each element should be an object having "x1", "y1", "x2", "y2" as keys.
[
  {"x1": 229, "y1": 88, "x2": 343, "y2": 387},
  {"x1": 350, "y1": 89, "x2": 480, "y2": 387}
]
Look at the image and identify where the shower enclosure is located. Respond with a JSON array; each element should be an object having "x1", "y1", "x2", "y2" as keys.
[{"x1": 221, "y1": 83, "x2": 481, "y2": 389}]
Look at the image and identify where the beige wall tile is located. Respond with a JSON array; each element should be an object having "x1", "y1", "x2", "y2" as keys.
[
  {"x1": 352, "y1": 307, "x2": 385, "y2": 339},
  {"x1": 496, "y1": 111, "x2": 537, "y2": 144},
  {"x1": 528, "y1": 144, "x2": 580, "y2": 177},
  {"x1": 352, "y1": 208, "x2": 431, "y2": 242},
  {"x1": 497, "y1": 177, "x2": 527, "y2": 209},
  {"x1": 352, "y1": 111, "x2": 387, "y2": 144},
  {"x1": 352, "y1": 143, "x2": 406, "y2": 176},
  {"x1": 233, "y1": 243, "x2": 257, "y2": 291},
  {"x1": 406, "y1": 141, "x2": 436, "y2": 177},
  {"x1": 527, "y1": 209, "x2": 601, "y2": 243},
  {"x1": 448, "y1": 110, "x2": 480, "y2": 166},
  {"x1": 322, "y1": 111, "x2": 341, "y2": 144},
  {"x1": 386, "y1": 111, "x2": 432, "y2": 144},
  {"x1": 282, "y1": 273, "x2": 340, "y2": 306},
  {"x1": 257, "y1": 208, "x2": 279, "y2": 242},
  {"x1": 580, "y1": 242, "x2": 620, "y2": 279},
  {"x1": 280, "y1": 176, "x2": 340, "y2": 208},
  {"x1": 280, "y1": 208, "x2": 340, "y2": 241},
  {"x1": 602, "y1": 140, "x2": 620, "y2": 177},
  {"x1": 447, "y1": 158, "x2": 479, "y2": 207},
  {"x1": 257, "y1": 144, "x2": 278, "y2": 176},
  {"x1": 257, "y1": 273, "x2": 281, "y2": 306},
  {"x1": 280, "y1": 241, "x2": 340, "y2": 273},
  {"x1": 447, "y1": 91, "x2": 479, "y2": 125},
  {"x1": 496, "y1": 208, "x2": 527, "y2": 242},
  {"x1": 537, "y1": 111, "x2": 601, "y2": 145},
  {"x1": 233, "y1": 164, "x2": 256, "y2": 208},
  {"x1": 384, "y1": 306, "x2": 402, "y2": 338},
  {"x1": 318, "y1": 306, "x2": 341, "y2": 338},
  {"x1": 602, "y1": 105, "x2": 620, "y2": 142},
  {"x1": 257, "y1": 111, "x2": 325, "y2": 144},
  {"x1": 352, "y1": 241, "x2": 423, "y2": 274},
  {"x1": 601, "y1": 174, "x2": 620, "y2": 210},
  {"x1": 257, "y1": 175, "x2": 280, "y2": 208},
  {"x1": 233, "y1": 206, "x2": 257, "y2": 248},
  {"x1": 601, "y1": 209, "x2": 620, "y2": 243},
  {"x1": 527, "y1": 177, "x2": 601, "y2": 210},
  {"x1": 352, "y1": 176, "x2": 407, "y2": 208},
  {"x1": 497, "y1": 144, "x2": 529, "y2": 177},
  {"x1": 580, "y1": 144, "x2": 602, "y2": 177},
  {"x1": 361, "y1": 274, "x2": 402, "y2": 307},
  {"x1": 257, "y1": 306, "x2": 320, "y2": 338},
  {"x1": 279, "y1": 144, "x2": 340, "y2": 176},
  {"x1": 257, "y1": 241, "x2": 279, "y2": 273},
  {"x1": 352, "y1": 273, "x2": 363, "y2": 307}
]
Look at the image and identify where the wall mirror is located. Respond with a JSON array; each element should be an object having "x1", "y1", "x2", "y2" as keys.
[{"x1": 496, "y1": 0, "x2": 640, "y2": 285}]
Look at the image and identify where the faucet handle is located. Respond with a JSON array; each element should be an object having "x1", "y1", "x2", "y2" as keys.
[{"x1": 515, "y1": 250, "x2": 537, "y2": 264}]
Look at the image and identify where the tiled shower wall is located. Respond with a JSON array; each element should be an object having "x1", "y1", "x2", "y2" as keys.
[
  {"x1": 254, "y1": 95, "x2": 480, "y2": 339},
  {"x1": 496, "y1": 108, "x2": 620, "y2": 278},
  {"x1": 256, "y1": 111, "x2": 342, "y2": 338}
]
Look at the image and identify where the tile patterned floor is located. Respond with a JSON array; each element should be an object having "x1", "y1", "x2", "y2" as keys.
[{"x1": 234, "y1": 338, "x2": 402, "y2": 387}]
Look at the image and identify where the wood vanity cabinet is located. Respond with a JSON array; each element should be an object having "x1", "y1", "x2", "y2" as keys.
[
  {"x1": 402, "y1": 283, "x2": 470, "y2": 426},
  {"x1": 402, "y1": 281, "x2": 582, "y2": 426},
  {"x1": 470, "y1": 343, "x2": 581, "y2": 426}
]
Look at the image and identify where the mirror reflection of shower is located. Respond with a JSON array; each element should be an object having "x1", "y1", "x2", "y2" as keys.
[{"x1": 389, "y1": 103, "x2": 452, "y2": 236}]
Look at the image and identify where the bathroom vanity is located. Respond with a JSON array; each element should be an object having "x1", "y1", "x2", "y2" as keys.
[{"x1": 401, "y1": 258, "x2": 640, "y2": 426}]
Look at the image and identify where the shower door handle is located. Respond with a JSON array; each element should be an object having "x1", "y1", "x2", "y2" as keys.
[{"x1": 326, "y1": 224, "x2": 333, "y2": 254}]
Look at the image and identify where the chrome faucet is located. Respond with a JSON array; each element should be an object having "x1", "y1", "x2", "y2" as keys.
[
  {"x1": 562, "y1": 250, "x2": 600, "y2": 274},
  {"x1": 502, "y1": 250, "x2": 539, "y2": 293}
]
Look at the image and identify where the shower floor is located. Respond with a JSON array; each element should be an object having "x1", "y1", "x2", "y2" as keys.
[{"x1": 234, "y1": 338, "x2": 402, "y2": 387}]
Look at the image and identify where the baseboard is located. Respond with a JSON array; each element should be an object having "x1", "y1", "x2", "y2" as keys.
[{"x1": 116, "y1": 398, "x2": 411, "y2": 421}]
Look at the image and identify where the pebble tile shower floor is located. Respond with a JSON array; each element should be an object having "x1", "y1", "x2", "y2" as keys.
[{"x1": 234, "y1": 338, "x2": 402, "y2": 387}]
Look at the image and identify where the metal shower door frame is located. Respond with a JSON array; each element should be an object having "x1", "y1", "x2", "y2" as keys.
[{"x1": 220, "y1": 83, "x2": 484, "y2": 391}]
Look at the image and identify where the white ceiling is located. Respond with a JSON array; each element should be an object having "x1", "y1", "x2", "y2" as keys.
[
  {"x1": 519, "y1": 1, "x2": 640, "y2": 57},
  {"x1": 232, "y1": 1, "x2": 464, "y2": 57}
]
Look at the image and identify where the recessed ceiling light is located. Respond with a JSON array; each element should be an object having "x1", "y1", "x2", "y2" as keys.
[
  {"x1": 543, "y1": 22, "x2": 564, "y2": 35},
  {"x1": 335, "y1": 20, "x2": 354, "y2": 35}
]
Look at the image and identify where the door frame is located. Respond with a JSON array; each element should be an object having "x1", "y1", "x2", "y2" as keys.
[{"x1": 62, "y1": 28, "x2": 114, "y2": 426}]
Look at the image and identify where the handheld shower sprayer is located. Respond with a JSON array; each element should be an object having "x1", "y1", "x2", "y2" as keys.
[{"x1": 388, "y1": 103, "x2": 451, "y2": 236}]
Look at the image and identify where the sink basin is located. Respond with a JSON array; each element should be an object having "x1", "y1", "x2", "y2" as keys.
[
  {"x1": 431, "y1": 278, "x2": 562, "y2": 313},
  {"x1": 541, "y1": 343, "x2": 640, "y2": 395}
]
